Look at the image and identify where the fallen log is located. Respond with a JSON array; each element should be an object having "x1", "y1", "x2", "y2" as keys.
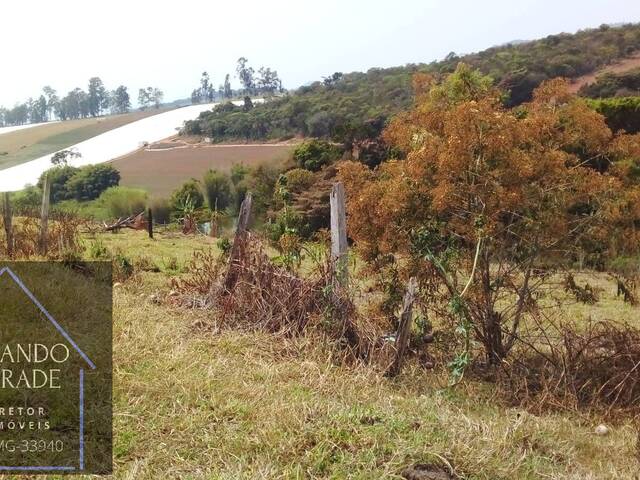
[{"x1": 104, "y1": 211, "x2": 147, "y2": 232}]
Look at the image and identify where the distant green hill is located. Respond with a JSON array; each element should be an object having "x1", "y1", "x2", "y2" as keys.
[{"x1": 183, "y1": 23, "x2": 640, "y2": 143}]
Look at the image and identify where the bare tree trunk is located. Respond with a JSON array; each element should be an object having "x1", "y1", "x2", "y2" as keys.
[
  {"x1": 2, "y1": 192, "x2": 14, "y2": 258},
  {"x1": 479, "y1": 249, "x2": 504, "y2": 365},
  {"x1": 39, "y1": 175, "x2": 51, "y2": 256},
  {"x1": 330, "y1": 182, "x2": 348, "y2": 287},
  {"x1": 485, "y1": 311, "x2": 505, "y2": 365},
  {"x1": 223, "y1": 193, "x2": 252, "y2": 293},
  {"x1": 386, "y1": 277, "x2": 418, "y2": 377}
]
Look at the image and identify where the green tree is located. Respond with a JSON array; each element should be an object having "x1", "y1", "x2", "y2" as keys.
[
  {"x1": 42, "y1": 86, "x2": 58, "y2": 121},
  {"x1": 257, "y1": 67, "x2": 281, "y2": 96},
  {"x1": 38, "y1": 165, "x2": 79, "y2": 202},
  {"x1": 236, "y1": 57, "x2": 255, "y2": 95},
  {"x1": 170, "y1": 179, "x2": 204, "y2": 212},
  {"x1": 88, "y1": 77, "x2": 108, "y2": 117},
  {"x1": 112, "y1": 86, "x2": 131, "y2": 114},
  {"x1": 224, "y1": 74, "x2": 232, "y2": 99},
  {"x1": 201, "y1": 72, "x2": 214, "y2": 102},
  {"x1": 65, "y1": 164, "x2": 121, "y2": 201},
  {"x1": 31, "y1": 95, "x2": 48, "y2": 123},
  {"x1": 51, "y1": 148, "x2": 81, "y2": 166},
  {"x1": 152, "y1": 88, "x2": 164, "y2": 108},
  {"x1": 138, "y1": 88, "x2": 152, "y2": 110},
  {"x1": 202, "y1": 169, "x2": 233, "y2": 211}
]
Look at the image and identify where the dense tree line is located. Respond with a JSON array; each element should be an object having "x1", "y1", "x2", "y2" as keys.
[
  {"x1": 182, "y1": 65, "x2": 412, "y2": 143},
  {"x1": 0, "y1": 78, "x2": 164, "y2": 126},
  {"x1": 183, "y1": 23, "x2": 640, "y2": 143}
]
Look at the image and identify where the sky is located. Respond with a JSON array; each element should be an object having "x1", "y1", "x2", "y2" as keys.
[{"x1": 1, "y1": 0, "x2": 640, "y2": 107}]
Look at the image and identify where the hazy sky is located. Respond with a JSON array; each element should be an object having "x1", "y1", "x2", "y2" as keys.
[{"x1": 2, "y1": 0, "x2": 640, "y2": 107}]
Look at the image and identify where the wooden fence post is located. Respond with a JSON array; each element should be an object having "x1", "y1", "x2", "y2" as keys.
[
  {"x1": 2, "y1": 192, "x2": 14, "y2": 258},
  {"x1": 330, "y1": 182, "x2": 348, "y2": 286},
  {"x1": 223, "y1": 193, "x2": 252, "y2": 293},
  {"x1": 39, "y1": 175, "x2": 51, "y2": 256},
  {"x1": 147, "y1": 208, "x2": 154, "y2": 239},
  {"x1": 386, "y1": 277, "x2": 418, "y2": 377}
]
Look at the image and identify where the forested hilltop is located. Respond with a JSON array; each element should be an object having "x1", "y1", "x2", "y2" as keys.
[{"x1": 183, "y1": 23, "x2": 640, "y2": 142}]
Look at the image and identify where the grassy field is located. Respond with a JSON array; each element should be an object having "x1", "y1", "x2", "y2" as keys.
[
  {"x1": 0, "y1": 109, "x2": 171, "y2": 170},
  {"x1": 111, "y1": 141, "x2": 294, "y2": 197},
  {"x1": 39, "y1": 229, "x2": 636, "y2": 480}
]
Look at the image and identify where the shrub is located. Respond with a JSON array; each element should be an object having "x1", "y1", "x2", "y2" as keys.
[
  {"x1": 65, "y1": 164, "x2": 120, "y2": 201},
  {"x1": 99, "y1": 186, "x2": 148, "y2": 218},
  {"x1": 293, "y1": 139, "x2": 341, "y2": 171},
  {"x1": 284, "y1": 168, "x2": 315, "y2": 193},
  {"x1": 587, "y1": 97, "x2": 640, "y2": 134},
  {"x1": 10, "y1": 186, "x2": 42, "y2": 212},
  {"x1": 169, "y1": 179, "x2": 204, "y2": 213},
  {"x1": 202, "y1": 169, "x2": 233, "y2": 211},
  {"x1": 230, "y1": 163, "x2": 249, "y2": 186},
  {"x1": 88, "y1": 239, "x2": 110, "y2": 259},
  {"x1": 237, "y1": 164, "x2": 280, "y2": 214},
  {"x1": 113, "y1": 252, "x2": 134, "y2": 282},
  {"x1": 216, "y1": 237, "x2": 232, "y2": 256},
  {"x1": 148, "y1": 197, "x2": 171, "y2": 224}
]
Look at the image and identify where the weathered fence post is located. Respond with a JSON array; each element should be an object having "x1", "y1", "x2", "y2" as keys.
[
  {"x1": 2, "y1": 192, "x2": 14, "y2": 258},
  {"x1": 210, "y1": 198, "x2": 219, "y2": 238},
  {"x1": 330, "y1": 182, "x2": 348, "y2": 286},
  {"x1": 386, "y1": 277, "x2": 418, "y2": 377},
  {"x1": 223, "y1": 193, "x2": 252, "y2": 293},
  {"x1": 39, "y1": 175, "x2": 51, "y2": 256},
  {"x1": 147, "y1": 208, "x2": 154, "y2": 239}
]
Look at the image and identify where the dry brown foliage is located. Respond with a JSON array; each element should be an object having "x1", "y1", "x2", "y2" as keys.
[
  {"x1": 0, "y1": 210, "x2": 84, "y2": 260},
  {"x1": 498, "y1": 319, "x2": 640, "y2": 415},
  {"x1": 171, "y1": 234, "x2": 374, "y2": 359}
]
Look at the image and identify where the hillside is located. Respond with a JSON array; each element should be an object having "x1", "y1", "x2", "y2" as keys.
[
  {"x1": 578, "y1": 62, "x2": 640, "y2": 97},
  {"x1": 0, "y1": 108, "x2": 171, "y2": 170},
  {"x1": 183, "y1": 23, "x2": 640, "y2": 143},
  {"x1": 0, "y1": 103, "x2": 226, "y2": 192}
]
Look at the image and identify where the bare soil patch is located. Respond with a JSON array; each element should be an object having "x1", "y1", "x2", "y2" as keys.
[
  {"x1": 111, "y1": 138, "x2": 294, "y2": 197},
  {"x1": 568, "y1": 53, "x2": 640, "y2": 93}
]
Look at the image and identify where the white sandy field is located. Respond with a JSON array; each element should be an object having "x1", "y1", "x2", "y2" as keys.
[{"x1": 0, "y1": 100, "x2": 261, "y2": 192}]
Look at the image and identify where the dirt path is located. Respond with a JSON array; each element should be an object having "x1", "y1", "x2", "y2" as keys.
[{"x1": 568, "y1": 53, "x2": 640, "y2": 93}]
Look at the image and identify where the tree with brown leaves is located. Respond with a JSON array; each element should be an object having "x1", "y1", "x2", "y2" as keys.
[{"x1": 340, "y1": 64, "x2": 639, "y2": 368}]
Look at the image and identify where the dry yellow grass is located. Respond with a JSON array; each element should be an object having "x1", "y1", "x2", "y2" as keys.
[{"x1": 44, "y1": 229, "x2": 636, "y2": 479}]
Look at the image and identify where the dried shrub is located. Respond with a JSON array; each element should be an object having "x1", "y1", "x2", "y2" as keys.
[
  {"x1": 498, "y1": 319, "x2": 640, "y2": 414},
  {"x1": 171, "y1": 234, "x2": 374, "y2": 359},
  {"x1": 216, "y1": 237, "x2": 322, "y2": 333},
  {"x1": 563, "y1": 273, "x2": 598, "y2": 304},
  {"x1": 0, "y1": 210, "x2": 84, "y2": 260},
  {"x1": 171, "y1": 249, "x2": 224, "y2": 298},
  {"x1": 612, "y1": 274, "x2": 638, "y2": 306}
]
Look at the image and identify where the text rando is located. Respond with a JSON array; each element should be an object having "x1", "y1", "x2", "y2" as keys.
[{"x1": 0, "y1": 344, "x2": 70, "y2": 389}]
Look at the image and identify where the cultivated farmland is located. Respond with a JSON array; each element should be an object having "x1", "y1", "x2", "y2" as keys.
[
  {"x1": 112, "y1": 139, "x2": 294, "y2": 196},
  {"x1": 0, "y1": 109, "x2": 170, "y2": 170}
]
